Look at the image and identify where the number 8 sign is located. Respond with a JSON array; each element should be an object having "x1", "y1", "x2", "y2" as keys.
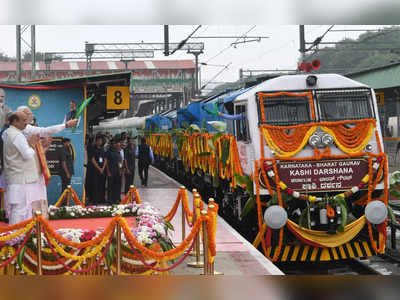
[{"x1": 106, "y1": 86, "x2": 130, "y2": 110}]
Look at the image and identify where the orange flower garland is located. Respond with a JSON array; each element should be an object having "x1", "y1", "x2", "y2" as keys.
[
  {"x1": 150, "y1": 132, "x2": 244, "y2": 189},
  {"x1": 261, "y1": 119, "x2": 376, "y2": 157},
  {"x1": 0, "y1": 218, "x2": 33, "y2": 233},
  {"x1": 39, "y1": 215, "x2": 117, "y2": 249},
  {"x1": 258, "y1": 91, "x2": 316, "y2": 122}
]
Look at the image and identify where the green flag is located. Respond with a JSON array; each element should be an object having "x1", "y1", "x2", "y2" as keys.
[
  {"x1": 72, "y1": 95, "x2": 94, "y2": 132},
  {"x1": 75, "y1": 95, "x2": 94, "y2": 119}
]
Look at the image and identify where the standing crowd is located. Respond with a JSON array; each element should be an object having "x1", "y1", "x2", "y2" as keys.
[{"x1": 85, "y1": 132, "x2": 154, "y2": 205}]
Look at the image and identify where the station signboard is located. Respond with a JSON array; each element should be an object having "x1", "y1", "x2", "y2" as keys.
[
  {"x1": 106, "y1": 86, "x2": 130, "y2": 110},
  {"x1": 277, "y1": 159, "x2": 369, "y2": 192}
]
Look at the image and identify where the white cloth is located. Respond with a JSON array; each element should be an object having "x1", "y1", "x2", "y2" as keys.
[
  {"x1": 23, "y1": 123, "x2": 65, "y2": 138},
  {"x1": 12, "y1": 131, "x2": 36, "y2": 160},
  {"x1": 4, "y1": 126, "x2": 37, "y2": 184},
  {"x1": 6, "y1": 180, "x2": 43, "y2": 224}
]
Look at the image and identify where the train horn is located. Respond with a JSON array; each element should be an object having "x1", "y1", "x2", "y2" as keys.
[{"x1": 311, "y1": 59, "x2": 321, "y2": 70}]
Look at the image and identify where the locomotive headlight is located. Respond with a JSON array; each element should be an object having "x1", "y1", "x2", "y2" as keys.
[
  {"x1": 321, "y1": 133, "x2": 334, "y2": 146},
  {"x1": 309, "y1": 134, "x2": 321, "y2": 148},
  {"x1": 365, "y1": 144, "x2": 373, "y2": 152},
  {"x1": 264, "y1": 205, "x2": 288, "y2": 229},
  {"x1": 365, "y1": 200, "x2": 387, "y2": 224}
]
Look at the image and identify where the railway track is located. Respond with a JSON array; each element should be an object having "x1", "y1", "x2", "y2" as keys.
[
  {"x1": 276, "y1": 259, "x2": 386, "y2": 275},
  {"x1": 154, "y1": 164, "x2": 400, "y2": 275}
]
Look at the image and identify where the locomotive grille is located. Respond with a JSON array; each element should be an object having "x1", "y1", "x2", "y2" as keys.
[{"x1": 316, "y1": 88, "x2": 373, "y2": 122}]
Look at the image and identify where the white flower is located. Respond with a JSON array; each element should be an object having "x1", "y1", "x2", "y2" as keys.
[
  {"x1": 153, "y1": 223, "x2": 165, "y2": 236},
  {"x1": 351, "y1": 186, "x2": 359, "y2": 194},
  {"x1": 293, "y1": 191, "x2": 300, "y2": 198}
]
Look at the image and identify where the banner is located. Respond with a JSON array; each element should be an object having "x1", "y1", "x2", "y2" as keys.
[{"x1": 3, "y1": 87, "x2": 85, "y2": 204}]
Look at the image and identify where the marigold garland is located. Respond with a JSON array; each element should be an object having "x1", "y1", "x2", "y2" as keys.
[
  {"x1": 164, "y1": 189, "x2": 182, "y2": 222},
  {"x1": 258, "y1": 91, "x2": 316, "y2": 122},
  {"x1": 119, "y1": 216, "x2": 204, "y2": 262},
  {"x1": 260, "y1": 119, "x2": 376, "y2": 157},
  {"x1": 44, "y1": 227, "x2": 114, "y2": 261},
  {"x1": 0, "y1": 219, "x2": 34, "y2": 234},
  {"x1": 0, "y1": 221, "x2": 35, "y2": 242},
  {"x1": 39, "y1": 216, "x2": 117, "y2": 249},
  {"x1": 148, "y1": 132, "x2": 244, "y2": 189}
]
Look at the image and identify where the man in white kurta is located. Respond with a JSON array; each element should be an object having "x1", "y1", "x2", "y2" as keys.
[
  {"x1": 17, "y1": 106, "x2": 78, "y2": 219},
  {"x1": 3, "y1": 112, "x2": 40, "y2": 225}
]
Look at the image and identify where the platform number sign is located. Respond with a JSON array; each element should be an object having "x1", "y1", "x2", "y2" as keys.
[{"x1": 106, "y1": 86, "x2": 130, "y2": 110}]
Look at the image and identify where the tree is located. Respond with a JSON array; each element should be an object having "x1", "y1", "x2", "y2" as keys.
[
  {"x1": 303, "y1": 26, "x2": 400, "y2": 74},
  {"x1": 22, "y1": 51, "x2": 63, "y2": 61},
  {"x1": 0, "y1": 52, "x2": 12, "y2": 62}
]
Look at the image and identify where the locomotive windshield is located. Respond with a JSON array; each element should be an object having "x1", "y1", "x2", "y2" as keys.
[
  {"x1": 260, "y1": 94, "x2": 311, "y2": 126},
  {"x1": 316, "y1": 89, "x2": 373, "y2": 121}
]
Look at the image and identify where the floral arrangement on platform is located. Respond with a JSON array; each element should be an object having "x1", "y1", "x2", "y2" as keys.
[
  {"x1": 0, "y1": 202, "x2": 175, "y2": 275},
  {"x1": 1, "y1": 204, "x2": 173, "y2": 247},
  {"x1": 48, "y1": 203, "x2": 139, "y2": 219}
]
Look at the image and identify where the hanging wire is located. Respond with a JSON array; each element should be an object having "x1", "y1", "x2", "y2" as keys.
[{"x1": 205, "y1": 26, "x2": 257, "y2": 63}]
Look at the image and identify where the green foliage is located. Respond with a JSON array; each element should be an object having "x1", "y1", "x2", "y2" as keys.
[
  {"x1": 198, "y1": 152, "x2": 212, "y2": 157},
  {"x1": 234, "y1": 173, "x2": 255, "y2": 218},
  {"x1": 303, "y1": 26, "x2": 400, "y2": 73},
  {"x1": 388, "y1": 206, "x2": 399, "y2": 225},
  {"x1": 17, "y1": 245, "x2": 27, "y2": 269},
  {"x1": 105, "y1": 239, "x2": 116, "y2": 268},
  {"x1": 220, "y1": 139, "x2": 230, "y2": 169}
]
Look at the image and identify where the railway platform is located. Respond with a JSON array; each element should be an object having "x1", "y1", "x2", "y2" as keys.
[{"x1": 134, "y1": 165, "x2": 284, "y2": 275}]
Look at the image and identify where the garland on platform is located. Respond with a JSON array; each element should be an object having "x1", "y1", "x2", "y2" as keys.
[{"x1": 0, "y1": 190, "x2": 218, "y2": 275}]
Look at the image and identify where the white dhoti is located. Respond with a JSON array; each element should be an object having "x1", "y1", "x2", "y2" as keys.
[
  {"x1": 25, "y1": 174, "x2": 47, "y2": 220},
  {"x1": 5, "y1": 174, "x2": 47, "y2": 224},
  {"x1": 6, "y1": 183, "x2": 29, "y2": 225}
]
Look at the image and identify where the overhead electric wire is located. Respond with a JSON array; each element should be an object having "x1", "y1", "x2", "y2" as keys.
[
  {"x1": 205, "y1": 26, "x2": 256, "y2": 63},
  {"x1": 306, "y1": 25, "x2": 335, "y2": 52},
  {"x1": 170, "y1": 25, "x2": 202, "y2": 55},
  {"x1": 200, "y1": 62, "x2": 232, "y2": 90}
]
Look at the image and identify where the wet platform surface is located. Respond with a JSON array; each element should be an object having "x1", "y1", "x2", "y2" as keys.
[{"x1": 135, "y1": 166, "x2": 283, "y2": 275}]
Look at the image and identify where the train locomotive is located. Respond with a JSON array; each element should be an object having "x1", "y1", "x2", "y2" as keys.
[{"x1": 97, "y1": 73, "x2": 390, "y2": 262}]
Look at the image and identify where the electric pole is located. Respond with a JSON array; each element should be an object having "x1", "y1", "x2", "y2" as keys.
[
  {"x1": 16, "y1": 25, "x2": 21, "y2": 83},
  {"x1": 299, "y1": 25, "x2": 306, "y2": 61},
  {"x1": 31, "y1": 25, "x2": 36, "y2": 80},
  {"x1": 164, "y1": 25, "x2": 169, "y2": 56}
]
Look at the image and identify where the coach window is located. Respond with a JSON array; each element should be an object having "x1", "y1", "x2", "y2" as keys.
[{"x1": 235, "y1": 104, "x2": 249, "y2": 142}]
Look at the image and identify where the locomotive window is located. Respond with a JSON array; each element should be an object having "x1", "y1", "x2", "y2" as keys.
[
  {"x1": 316, "y1": 89, "x2": 373, "y2": 121},
  {"x1": 235, "y1": 104, "x2": 249, "y2": 142},
  {"x1": 260, "y1": 95, "x2": 311, "y2": 125}
]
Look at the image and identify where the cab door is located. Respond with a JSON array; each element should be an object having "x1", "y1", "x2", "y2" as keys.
[{"x1": 234, "y1": 103, "x2": 252, "y2": 175}]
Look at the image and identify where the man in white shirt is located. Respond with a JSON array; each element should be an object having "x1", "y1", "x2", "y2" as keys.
[
  {"x1": 16, "y1": 106, "x2": 78, "y2": 219},
  {"x1": 3, "y1": 112, "x2": 40, "y2": 225}
]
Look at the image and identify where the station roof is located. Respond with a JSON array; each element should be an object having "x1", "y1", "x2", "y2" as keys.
[
  {"x1": 0, "y1": 60, "x2": 195, "y2": 71},
  {"x1": 346, "y1": 61, "x2": 400, "y2": 89},
  {"x1": 0, "y1": 71, "x2": 132, "y2": 87}
]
